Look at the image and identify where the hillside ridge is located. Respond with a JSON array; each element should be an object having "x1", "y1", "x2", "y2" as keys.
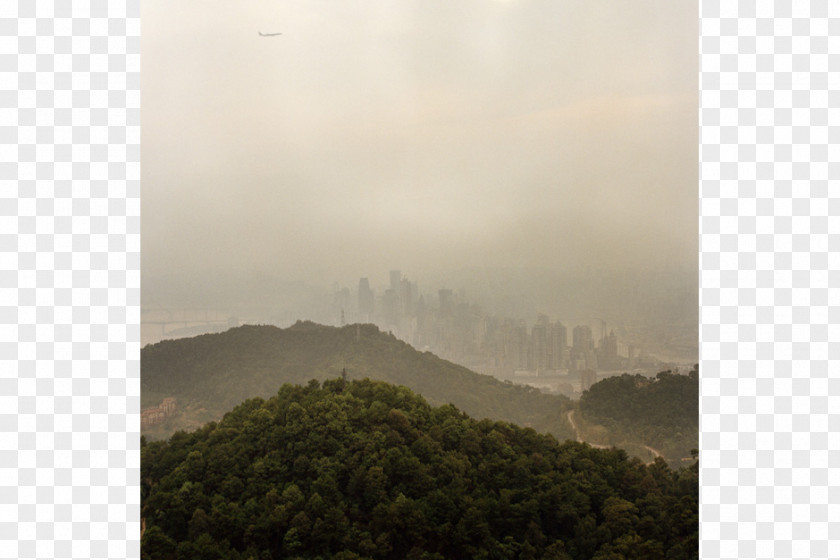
[
  {"x1": 141, "y1": 378, "x2": 698, "y2": 560},
  {"x1": 141, "y1": 322, "x2": 575, "y2": 442}
]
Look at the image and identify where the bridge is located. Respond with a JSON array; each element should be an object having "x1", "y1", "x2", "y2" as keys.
[{"x1": 142, "y1": 308, "x2": 237, "y2": 338}]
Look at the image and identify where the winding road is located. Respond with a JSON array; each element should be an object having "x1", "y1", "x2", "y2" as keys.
[
  {"x1": 643, "y1": 444, "x2": 663, "y2": 461},
  {"x1": 566, "y1": 410, "x2": 610, "y2": 449},
  {"x1": 567, "y1": 409, "x2": 663, "y2": 462}
]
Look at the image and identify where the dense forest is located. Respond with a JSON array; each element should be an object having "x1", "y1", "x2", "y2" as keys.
[
  {"x1": 577, "y1": 369, "x2": 699, "y2": 465},
  {"x1": 141, "y1": 323, "x2": 575, "y2": 441},
  {"x1": 142, "y1": 379, "x2": 698, "y2": 560}
]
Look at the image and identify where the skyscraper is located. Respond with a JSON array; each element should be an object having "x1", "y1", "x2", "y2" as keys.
[
  {"x1": 530, "y1": 321, "x2": 548, "y2": 372},
  {"x1": 549, "y1": 322, "x2": 567, "y2": 370},
  {"x1": 389, "y1": 270, "x2": 401, "y2": 293},
  {"x1": 358, "y1": 277, "x2": 374, "y2": 318},
  {"x1": 572, "y1": 324, "x2": 594, "y2": 351},
  {"x1": 571, "y1": 324, "x2": 597, "y2": 371}
]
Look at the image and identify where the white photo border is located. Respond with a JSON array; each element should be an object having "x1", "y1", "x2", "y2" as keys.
[{"x1": 0, "y1": 0, "x2": 836, "y2": 558}]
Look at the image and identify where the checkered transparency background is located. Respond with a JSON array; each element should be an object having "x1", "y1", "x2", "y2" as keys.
[
  {"x1": 1, "y1": 1, "x2": 140, "y2": 559},
  {"x1": 0, "y1": 1, "x2": 837, "y2": 559},
  {"x1": 700, "y1": 1, "x2": 839, "y2": 559}
]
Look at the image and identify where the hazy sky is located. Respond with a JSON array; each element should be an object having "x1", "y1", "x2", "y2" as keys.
[{"x1": 142, "y1": 0, "x2": 697, "y2": 301}]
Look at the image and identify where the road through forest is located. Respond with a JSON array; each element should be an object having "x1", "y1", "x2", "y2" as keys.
[
  {"x1": 566, "y1": 410, "x2": 610, "y2": 449},
  {"x1": 567, "y1": 409, "x2": 664, "y2": 462}
]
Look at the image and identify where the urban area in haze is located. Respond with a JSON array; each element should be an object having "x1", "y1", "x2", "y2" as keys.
[
  {"x1": 142, "y1": 0, "x2": 697, "y2": 395},
  {"x1": 141, "y1": 1, "x2": 699, "y2": 558},
  {"x1": 143, "y1": 265, "x2": 697, "y2": 398}
]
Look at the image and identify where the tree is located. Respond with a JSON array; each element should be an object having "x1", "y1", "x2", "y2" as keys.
[
  {"x1": 142, "y1": 379, "x2": 697, "y2": 559},
  {"x1": 141, "y1": 526, "x2": 177, "y2": 560}
]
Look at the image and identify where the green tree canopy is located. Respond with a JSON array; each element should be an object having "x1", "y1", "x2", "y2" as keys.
[{"x1": 142, "y1": 379, "x2": 698, "y2": 559}]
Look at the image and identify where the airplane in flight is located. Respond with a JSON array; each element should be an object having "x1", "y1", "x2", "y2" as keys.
[{"x1": 258, "y1": 32, "x2": 282, "y2": 37}]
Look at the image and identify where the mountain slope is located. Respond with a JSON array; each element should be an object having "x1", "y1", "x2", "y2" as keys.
[
  {"x1": 577, "y1": 370, "x2": 699, "y2": 465},
  {"x1": 141, "y1": 379, "x2": 698, "y2": 560},
  {"x1": 141, "y1": 322, "x2": 574, "y2": 441}
]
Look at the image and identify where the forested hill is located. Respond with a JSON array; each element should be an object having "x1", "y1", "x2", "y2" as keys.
[
  {"x1": 141, "y1": 379, "x2": 698, "y2": 560},
  {"x1": 578, "y1": 369, "x2": 699, "y2": 463},
  {"x1": 141, "y1": 322, "x2": 574, "y2": 441}
]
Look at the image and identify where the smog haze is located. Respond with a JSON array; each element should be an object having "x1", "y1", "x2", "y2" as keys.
[{"x1": 142, "y1": 0, "x2": 698, "y2": 360}]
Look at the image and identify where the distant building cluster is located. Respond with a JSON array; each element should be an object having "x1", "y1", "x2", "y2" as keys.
[
  {"x1": 141, "y1": 397, "x2": 177, "y2": 429},
  {"x1": 332, "y1": 270, "x2": 660, "y2": 383}
]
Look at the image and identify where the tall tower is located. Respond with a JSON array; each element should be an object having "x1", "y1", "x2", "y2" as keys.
[
  {"x1": 530, "y1": 320, "x2": 548, "y2": 372},
  {"x1": 572, "y1": 324, "x2": 594, "y2": 351},
  {"x1": 571, "y1": 324, "x2": 597, "y2": 372},
  {"x1": 358, "y1": 278, "x2": 374, "y2": 319},
  {"x1": 389, "y1": 270, "x2": 401, "y2": 292},
  {"x1": 549, "y1": 322, "x2": 567, "y2": 370}
]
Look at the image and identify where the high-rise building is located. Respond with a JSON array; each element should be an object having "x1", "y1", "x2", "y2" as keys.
[
  {"x1": 530, "y1": 321, "x2": 548, "y2": 372},
  {"x1": 513, "y1": 321, "x2": 529, "y2": 370},
  {"x1": 549, "y1": 322, "x2": 567, "y2": 369},
  {"x1": 390, "y1": 270, "x2": 402, "y2": 293},
  {"x1": 571, "y1": 325, "x2": 597, "y2": 371},
  {"x1": 358, "y1": 278, "x2": 374, "y2": 318},
  {"x1": 597, "y1": 329, "x2": 620, "y2": 370},
  {"x1": 400, "y1": 278, "x2": 414, "y2": 316},
  {"x1": 572, "y1": 324, "x2": 594, "y2": 351},
  {"x1": 605, "y1": 330, "x2": 618, "y2": 356},
  {"x1": 383, "y1": 288, "x2": 400, "y2": 326}
]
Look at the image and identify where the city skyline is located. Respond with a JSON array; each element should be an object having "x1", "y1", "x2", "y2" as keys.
[
  {"x1": 142, "y1": 0, "x2": 698, "y2": 316},
  {"x1": 143, "y1": 267, "x2": 697, "y2": 375}
]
